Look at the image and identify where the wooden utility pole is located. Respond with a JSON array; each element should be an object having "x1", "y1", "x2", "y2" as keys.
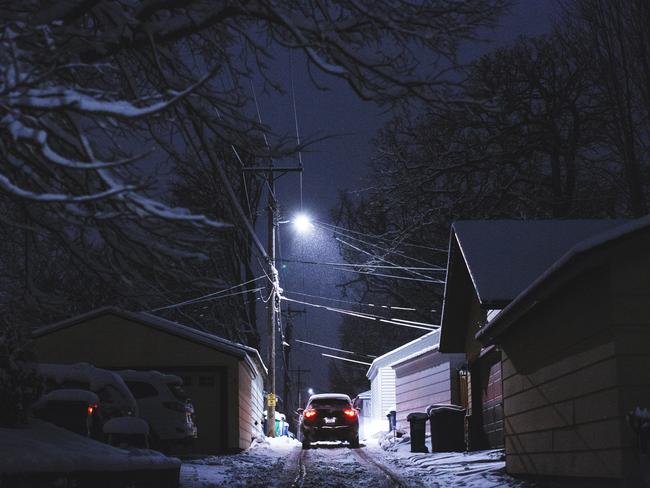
[
  {"x1": 266, "y1": 167, "x2": 277, "y2": 437},
  {"x1": 242, "y1": 165, "x2": 302, "y2": 438}
]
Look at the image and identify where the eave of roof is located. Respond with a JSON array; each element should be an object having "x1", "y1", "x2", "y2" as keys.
[
  {"x1": 32, "y1": 307, "x2": 267, "y2": 375},
  {"x1": 476, "y1": 216, "x2": 650, "y2": 345},
  {"x1": 366, "y1": 330, "x2": 439, "y2": 379}
]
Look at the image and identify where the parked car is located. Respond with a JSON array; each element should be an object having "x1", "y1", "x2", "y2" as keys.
[
  {"x1": 35, "y1": 362, "x2": 138, "y2": 440},
  {"x1": 117, "y1": 370, "x2": 197, "y2": 447},
  {"x1": 32, "y1": 388, "x2": 100, "y2": 437},
  {"x1": 299, "y1": 393, "x2": 359, "y2": 449},
  {"x1": 104, "y1": 416, "x2": 150, "y2": 449}
]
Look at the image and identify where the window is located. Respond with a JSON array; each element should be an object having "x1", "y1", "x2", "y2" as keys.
[
  {"x1": 125, "y1": 381, "x2": 158, "y2": 399},
  {"x1": 198, "y1": 376, "x2": 214, "y2": 387}
]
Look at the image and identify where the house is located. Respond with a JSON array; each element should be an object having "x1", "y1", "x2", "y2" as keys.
[
  {"x1": 390, "y1": 334, "x2": 464, "y2": 432},
  {"x1": 476, "y1": 217, "x2": 650, "y2": 483},
  {"x1": 366, "y1": 330, "x2": 463, "y2": 434},
  {"x1": 439, "y1": 220, "x2": 626, "y2": 450},
  {"x1": 32, "y1": 307, "x2": 266, "y2": 453}
]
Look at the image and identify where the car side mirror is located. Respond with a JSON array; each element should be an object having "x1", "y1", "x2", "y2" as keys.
[{"x1": 296, "y1": 408, "x2": 304, "y2": 415}]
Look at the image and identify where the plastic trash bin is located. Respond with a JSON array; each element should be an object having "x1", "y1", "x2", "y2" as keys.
[
  {"x1": 387, "y1": 410, "x2": 397, "y2": 431},
  {"x1": 427, "y1": 404, "x2": 465, "y2": 452},
  {"x1": 406, "y1": 412, "x2": 429, "y2": 453}
]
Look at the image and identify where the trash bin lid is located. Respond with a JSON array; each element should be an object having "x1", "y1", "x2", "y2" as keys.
[
  {"x1": 406, "y1": 412, "x2": 429, "y2": 421},
  {"x1": 426, "y1": 404, "x2": 465, "y2": 416}
]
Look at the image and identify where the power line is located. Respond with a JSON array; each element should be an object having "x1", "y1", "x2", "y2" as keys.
[
  {"x1": 281, "y1": 296, "x2": 438, "y2": 331},
  {"x1": 280, "y1": 259, "x2": 444, "y2": 284},
  {"x1": 294, "y1": 339, "x2": 377, "y2": 359},
  {"x1": 316, "y1": 221, "x2": 448, "y2": 253},
  {"x1": 144, "y1": 276, "x2": 264, "y2": 312},
  {"x1": 279, "y1": 258, "x2": 444, "y2": 271},
  {"x1": 283, "y1": 290, "x2": 435, "y2": 313},
  {"x1": 335, "y1": 236, "x2": 440, "y2": 282},
  {"x1": 321, "y1": 353, "x2": 372, "y2": 366},
  {"x1": 148, "y1": 287, "x2": 264, "y2": 313}
]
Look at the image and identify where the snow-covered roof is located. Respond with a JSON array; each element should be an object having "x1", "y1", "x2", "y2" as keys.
[
  {"x1": 389, "y1": 345, "x2": 439, "y2": 369},
  {"x1": 32, "y1": 307, "x2": 266, "y2": 376},
  {"x1": 440, "y1": 219, "x2": 627, "y2": 352},
  {"x1": 451, "y1": 220, "x2": 627, "y2": 305},
  {"x1": 117, "y1": 369, "x2": 182, "y2": 385},
  {"x1": 34, "y1": 389, "x2": 99, "y2": 408},
  {"x1": 477, "y1": 215, "x2": 650, "y2": 344},
  {"x1": 366, "y1": 330, "x2": 439, "y2": 380}
]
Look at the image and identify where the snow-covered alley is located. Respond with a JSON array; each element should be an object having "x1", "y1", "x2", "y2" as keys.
[{"x1": 179, "y1": 435, "x2": 536, "y2": 488}]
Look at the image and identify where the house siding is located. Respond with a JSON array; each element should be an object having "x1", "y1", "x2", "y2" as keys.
[
  {"x1": 500, "y1": 265, "x2": 626, "y2": 479},
  {"x1": 32, "y1": 312, "x2": 264, "y2": 454},
  {"x1": 393, "y1": 351, "x2": 464, "y2": 432},
  {"x1": 238, "y1": 361, "x2": 264, "y2": 449}
]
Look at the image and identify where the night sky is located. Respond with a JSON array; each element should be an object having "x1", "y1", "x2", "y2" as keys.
[{"x1": 251, "y1": 0, "x2": 561, "y2": 400}]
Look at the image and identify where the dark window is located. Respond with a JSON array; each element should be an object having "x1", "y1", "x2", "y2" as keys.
[
  {"x1": 125, "y1": 381, "x2": 158, "y2": 399},
  {"x1": 309, "y1": 399, "x2": 351, "y2": 409},
  {"x1": 198, "y1": 376, "x2": 214, "y2": 387}
]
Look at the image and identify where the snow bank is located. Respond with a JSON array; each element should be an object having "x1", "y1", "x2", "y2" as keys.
[{"x1": 0, "y1": 420, "x2": 179, "y2": 474}]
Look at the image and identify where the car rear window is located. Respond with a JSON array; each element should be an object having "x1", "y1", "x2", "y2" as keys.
[{"x1": 309, "y1": 399, "x2": 350, "y2": 409}]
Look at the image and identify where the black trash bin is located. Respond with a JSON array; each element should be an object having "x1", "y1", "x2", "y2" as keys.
[
  {"x1": 427, "y1": 404, "x2": 465, "y2": 452},
  {"x1": 387, "y1": 410, "x2": 397, "y2": 431},
  {"x1": 406, "y1": 412, "x2": 429, "y2": 453}
]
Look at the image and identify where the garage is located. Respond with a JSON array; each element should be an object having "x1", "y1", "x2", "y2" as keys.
[{"x1": 32, "y1": 307, "x2": 266, "y2": 453}]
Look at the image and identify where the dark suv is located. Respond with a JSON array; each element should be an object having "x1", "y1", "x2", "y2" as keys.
[{"x1": 299, "y1": 393, "x2": 359, "y2": 449}]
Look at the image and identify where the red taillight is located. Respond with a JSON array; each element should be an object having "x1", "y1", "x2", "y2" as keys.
[
  {"x1": 87, "y1": 404, "x2": 98, "y2": 415},
  {"x1": 343, "y1": 408, "x2": 357, "y2": 418},
  {"x1": 303, "y1": 409, "x2": 317, "y2": 419}
]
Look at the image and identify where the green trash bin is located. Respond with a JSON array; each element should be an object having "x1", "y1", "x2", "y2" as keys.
[
  {"x1": 427, "y1": 404, "x2": 465, "y2": 452},
  {"x1": 407, "y1": 412, "x2": 429, "y2": 453}
]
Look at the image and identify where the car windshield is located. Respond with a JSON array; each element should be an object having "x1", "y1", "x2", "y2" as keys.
[{"x1": 309, "y1": 398, "x2": 350, "y2": 409}]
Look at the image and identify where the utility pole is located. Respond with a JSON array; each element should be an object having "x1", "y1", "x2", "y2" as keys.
[
  {"x1": 282, "y1": 306, "x2": 306, "y2": 418},
  {"x1": 242, "y1": 165, "x2": 302, "y2": 438},
  {"x1": 266, "y1": 167, "x2": 278, "y2": 437}
]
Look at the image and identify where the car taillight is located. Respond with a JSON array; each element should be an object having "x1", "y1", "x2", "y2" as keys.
[
  {"x1": 163, "y1": 401, "x2": 186, "y2": 413},
  {"x1": 303, "y1": 409, "x2": 317, "y2": 419},
  {"x1": 87, "y1": 404, "x2": 98, "y2": 415},
  {"x1": 343, "y1": 408, "x2": 357, "y2": 418}
]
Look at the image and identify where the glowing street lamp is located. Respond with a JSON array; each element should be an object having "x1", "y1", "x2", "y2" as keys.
[
  {"x1": 307, "y1": 388, "x2": 314, "y2": 396},
  {"x1": 292, "y1": 213, "x2": 314, "y2": 233}
]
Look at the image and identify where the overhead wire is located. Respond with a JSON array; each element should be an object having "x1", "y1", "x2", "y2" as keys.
[
  {"x1": 279, "y1": 257, "x2": 444, "y2": 284},
  {"x1": 316, "y1": 221, "x2": 448, "y2": 253},
  {"x1": 324, "y1": 223, "x2": 444, "y2": 269},
  {"x1": 283, "y1": 290, "x2": 434, "y2": 313},
  {"x1": 321, "y1": 353, "x2": 372, "y2": 366},
  {"x1": 146, "y1": 276, "x2": 267, "y2": 312},
  {"x1": 294, "y1": 339, "x2": 377, "y2": 359},
  {"x1": 335, "y1": 236, "x2": 442, "y2": 282},
  {"x1": 281, "y1": 296, "x2": 439, "y2": 331}
]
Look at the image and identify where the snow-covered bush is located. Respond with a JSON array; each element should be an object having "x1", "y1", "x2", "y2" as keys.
[{"x1": 0, "y1": 322, "x2": 42, "y2": 427}]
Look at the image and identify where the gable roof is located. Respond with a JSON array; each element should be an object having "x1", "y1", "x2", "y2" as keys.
[
  {"x1": 440, "y1": 219, "x2": 626, "y2": 352},
  {"x1": 366, "y1": 329, "x2": 439, "y2": 380},
  {"x1": 477, "y1": 215, "x2": 650, "y2": 344},
  {"x1": 32, "y1": 307, "x2": 267, "y2": 375}
]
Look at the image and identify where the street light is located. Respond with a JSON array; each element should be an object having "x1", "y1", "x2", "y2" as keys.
[
  {"x1": 292, "y1": 213, "x2": 313, "y2": 234},
  {"x1": 308, "y1": 387, "x2": 314, "y2": 395}
]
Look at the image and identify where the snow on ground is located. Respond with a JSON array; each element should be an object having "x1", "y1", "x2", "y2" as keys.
[
  {"x1": 181, "y1": 436, "x2": 301, "y2": 488},
  {"x1": 371, "y1": 431, "x2": 535, "y2": 488},
  {"x1": 0, "y1": 420, "x2": 180, "y2": 473},
  {"x1": 180, "y1": 431, "x2": 537, "y2": 487}
]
